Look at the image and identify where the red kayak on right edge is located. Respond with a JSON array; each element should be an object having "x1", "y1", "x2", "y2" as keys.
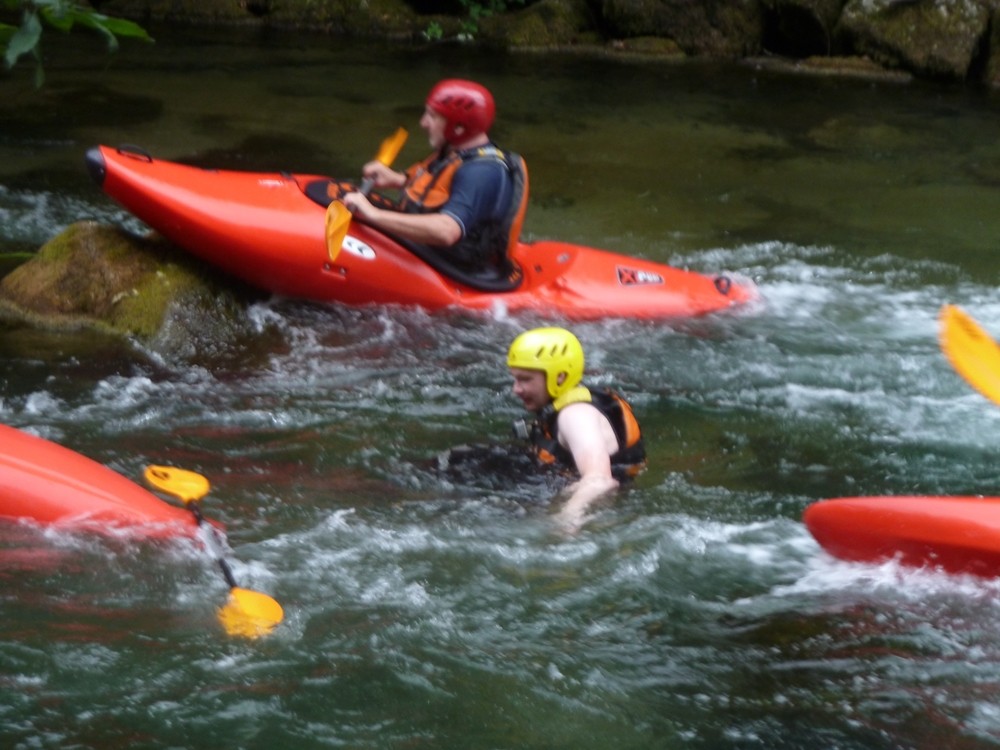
[
  {"x1": 804, "y1": 307, "x2": 1000, "y2": 580},
  {"x1": 804, "y1": 495, "x2": 1000, "y2": 579}
]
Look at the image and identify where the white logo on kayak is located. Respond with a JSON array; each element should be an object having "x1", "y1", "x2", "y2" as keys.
[
  {"x1": 618, "y1": 267, "x2": 663, "y2": 286},
  {"x1": 341, "y1": 237, "x2": 376, "y2": 260}
]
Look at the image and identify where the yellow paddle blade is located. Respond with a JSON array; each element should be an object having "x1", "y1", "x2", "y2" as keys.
[
  {"x1": 218, "y1": 587, "x2": 284, "y2": 638},
  {"x1": 325, "y1": 129, "x2": 406, "y2": 262},
  {"x1": 144, "y1": 465, "x2": 211, "y2": 504},
  {"x1": 939, "y1": 303, "x2": 1000, "y2": 407},
  {"x1": 375, "y1": 126, "x2": 407, "y2": 167},
  {"x1": 325, "y1": 201, "x2": 351, "y2": 262}
]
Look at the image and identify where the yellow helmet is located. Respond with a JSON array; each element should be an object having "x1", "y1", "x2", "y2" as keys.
[{"x1": 507, "y1": 327, "x2": 584, "y2": 400}]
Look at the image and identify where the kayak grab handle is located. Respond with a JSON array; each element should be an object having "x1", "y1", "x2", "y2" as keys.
[
  {"x1": 115, "y1": 144, "x2": 154, "y2": 162},
  {"x1": 714, "y1": 275, "x2": 732, "y2": 295}
]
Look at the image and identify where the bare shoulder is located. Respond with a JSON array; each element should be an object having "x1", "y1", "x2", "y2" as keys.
[{"x1": 557, "y1": 401, "x2": 605, "y2": 426}]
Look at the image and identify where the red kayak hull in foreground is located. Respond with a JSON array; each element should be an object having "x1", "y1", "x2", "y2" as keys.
[
  {"x1": 86, "y1": 144, "x2": 756, "y2": 320},
  {"x1": 0, "y1": 424, "x2": 197, "y2": 538},
  {"x1": 804, "y1": 495, "x2": 1000, "y2": 578}
]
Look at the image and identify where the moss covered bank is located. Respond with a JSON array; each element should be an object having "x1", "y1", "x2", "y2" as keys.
[{"x1": 93, "y1": 0, "x2": 1000, "y2": 85}]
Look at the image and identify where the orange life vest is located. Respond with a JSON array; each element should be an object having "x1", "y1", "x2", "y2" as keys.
[
  {"x1": 397, "y1": 145, "x2": 527, "y2": 277},
  {"x1": 399, "y1": 146, "x2": 502, "y2": 212},
  {"x1": 531, "y1": 388, "x2": 647, "y2": 480}
]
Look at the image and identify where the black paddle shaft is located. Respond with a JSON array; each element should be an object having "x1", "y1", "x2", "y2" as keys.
[{"x1": 189, "y1": 502, "x2": 240, "y2": 591}]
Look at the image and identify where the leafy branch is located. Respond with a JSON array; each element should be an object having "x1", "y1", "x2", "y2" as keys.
[{"x1": 1, "y1": 0, "x2": 152, "y2": 86}]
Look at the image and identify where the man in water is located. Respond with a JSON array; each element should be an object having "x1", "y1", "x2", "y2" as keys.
[
  {"x1": 507, "y1": 327, "x2": 646, "y2": 533},
  {"x1": 342, "y1": 78, "x2": 525, "y2": 281}
]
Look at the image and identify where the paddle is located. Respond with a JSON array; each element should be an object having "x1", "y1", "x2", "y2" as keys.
[
  {"x1": 326, "y1": 127, "x2": 408, "y2": 262},
  {"x1": 143, "y1": 465, "x2": 283, "y2": 638},
  {"x1": 939, "y1": 303, "x2": 1000, "y2": 407}
]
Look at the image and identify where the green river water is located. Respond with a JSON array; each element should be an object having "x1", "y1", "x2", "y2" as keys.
[{"x1": 3, "y1": 25, "x2": 1000, "y2": 749}]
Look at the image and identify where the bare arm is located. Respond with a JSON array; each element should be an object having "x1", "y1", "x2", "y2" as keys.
[
  {"x1": 340, "y1": 193, "x2": 463, "y2": 247},
  {"x1": 552, "y1": 403, "x2": 620, "y2": 534}
]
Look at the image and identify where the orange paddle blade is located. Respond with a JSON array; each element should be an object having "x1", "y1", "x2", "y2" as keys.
[
  {"x1": 375, "y1": 127, "x2": 407, "y2": 166},
  {"x1": 218, "y1": 587, "x2": 284, "y2": 638},
  {"x1": 939, "y1": 303, "x2": 1000, "y2": 407},
  {"x1": 144, "y1": 465, "x2": 210, "y2": 504},
  {"x1": 325, "y1": 128, "x2": 406, "y2": 262},
  {"x1": 325, "y1": 201, "x2": 351, "y2": 262}
]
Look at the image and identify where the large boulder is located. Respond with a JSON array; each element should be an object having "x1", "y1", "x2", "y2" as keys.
[
  {"x1": 836, "y1": 0, "x2": 992, "y2": 80},
  {"x1": 599, "y1": 0, "x2": 765, "y2": 57},
  {"x1": 0, "y1": 222, "x2": 263, "y2": 359},
  {"x1": 266, "y1": 0, "x2": 421, "y2": 35},
  {"x1": 984, "y1": 3, "x2": 1000, "y2": 85},
  {"x1": 479, "y1": 0, "x2": 605, "y2": 50}
]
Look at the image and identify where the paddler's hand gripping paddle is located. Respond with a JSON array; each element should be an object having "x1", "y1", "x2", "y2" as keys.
[
  {"x1": 144, "y1": 465, "x2": 283, "y2": 639},
  {"x1": 939, "y1": 304, "x2": 1000, "y2": 408},
  {"x1": 326, "y1": 127, "x2": 408, "y2": 262}
]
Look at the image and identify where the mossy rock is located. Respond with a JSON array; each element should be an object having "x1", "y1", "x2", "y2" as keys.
[
  {"x1": 479, "y1": 0, "x2": 597, "y2": 48},
  {"x1": 600, "y1": 0, "x2": 765, "y2": 57},
  {"x1": 0, "y1": 221, "x2": 263, "y2": 356},
  {"x1": 837, "y1": 0, "x2": 990, "y2": 80},
  {"x1": 0, "y1": 252, "x2": 35, "y2": 279},
  {"x1": 98, "y1": 0, "x2": 423, "y2": 35}
]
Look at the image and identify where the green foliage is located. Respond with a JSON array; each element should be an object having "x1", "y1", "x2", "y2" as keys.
[
  {"x1": 1, "y1": 0, "x2": 152, "y2": 87},
  {"x1": 424, "y1": 20, "x2": 444, "y2": 41},
  {"x1": 424, "y1": 0, "x2": 530, "y2": 41},
  {"x1": 459, "y1": 0, "x2": 528, "y2": 36}
]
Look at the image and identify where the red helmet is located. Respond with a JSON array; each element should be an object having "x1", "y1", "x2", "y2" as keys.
[{"x1": 426, "y1": 79, "x2": 495, "y2": 145}]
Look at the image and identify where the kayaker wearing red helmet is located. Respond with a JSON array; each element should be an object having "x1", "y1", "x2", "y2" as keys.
[{"x1": 343, "y1": 79, "x2": 525, "y2": 282}]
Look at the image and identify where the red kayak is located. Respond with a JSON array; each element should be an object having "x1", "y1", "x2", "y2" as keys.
[
  {"x1": 804, "y1": 495, "x2": 1000, "y2": 578},
  {"x1": 85, "y1": 144, "x2": 756, "y2": 320},
  {"x1": 0, "y1": 424, "x2": 198, "y2": 538}
]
